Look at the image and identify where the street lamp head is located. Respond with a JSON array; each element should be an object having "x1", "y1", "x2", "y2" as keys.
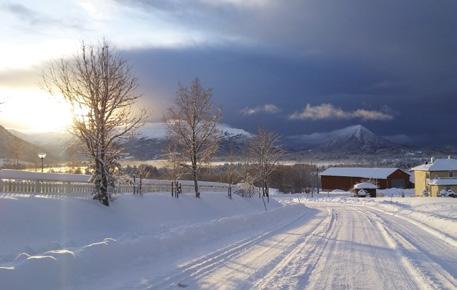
[{"x1": 38, "y1": 153, "x2": 47, "y2": 159}]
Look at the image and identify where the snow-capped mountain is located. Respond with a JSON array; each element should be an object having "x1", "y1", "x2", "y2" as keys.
[
  {"x1": 125, "y1": 122, "x2": 252, "y2": 159},
  {"x1": 136, "y1": 122, "x2": 252, "y2": 140},
  {"x1": 286, "y1": 125, "x2": 398, "y2": 153},
  {"x1": 7, "y1": 124, "x2": 406, "y2": 161}
]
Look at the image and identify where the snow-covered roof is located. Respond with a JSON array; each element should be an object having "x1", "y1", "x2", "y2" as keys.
[
  {"x1": 320, "y1": 167, "x2": 402, "y2": 179},
  {"x1": 412, "y1": 158, "x2": 457, "y2": 171},
  {"x1": 0, "y1": 169, "x2": 91, "y2": 183},
  {"x1": 428, "y1": 178, "x2": 457, "y2": 186},
  {"x1": 354, "y1": 182, "x2": 378, "y2": 189}
]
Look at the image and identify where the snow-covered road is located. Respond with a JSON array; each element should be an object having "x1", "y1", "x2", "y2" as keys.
[{"x1": 148, "y1": 201, "x2": 457, "y2": 290}]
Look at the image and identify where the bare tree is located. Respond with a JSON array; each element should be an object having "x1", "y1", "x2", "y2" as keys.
[
  {"x1": 224, "y1": 148, "x2": 240, "y2": 199},
  {"x1": 44, "y1": 41, "x2": 144, "y2": 206},
  {"x1": 236, "y1": 154, "x2": 257, "y2": 198},
  {"x1": 165, "y1": 140, "x2": 186, "y2": 197},
  {"x1": 249, "y1": 129, "x2": 285, "y2": 202},
  {"x1": 166, "y1": 140, "x2": 185, "y2": 183},
  {"x1": 165, "y1": 78, "x2": 221, "y2": 198}
]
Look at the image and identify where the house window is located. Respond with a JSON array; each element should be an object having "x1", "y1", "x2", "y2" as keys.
[{"x1": 449, "y1": 171, "x2": 454, "y2": 177}]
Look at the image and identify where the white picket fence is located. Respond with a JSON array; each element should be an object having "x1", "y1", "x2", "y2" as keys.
[{"x1": 0, "y1": 169, "x2": 230, "y2": 198}]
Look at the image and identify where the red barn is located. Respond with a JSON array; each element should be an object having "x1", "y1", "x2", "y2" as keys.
[{"x1": 320, "y1": 167, "x2": 411, "y2": 191}]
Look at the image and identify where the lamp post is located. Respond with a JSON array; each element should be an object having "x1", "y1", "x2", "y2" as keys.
[{"x1": 38, "y1": 153, "x2": 46, "y2": 173}]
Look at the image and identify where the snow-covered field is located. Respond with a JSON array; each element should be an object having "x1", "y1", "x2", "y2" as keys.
[
  {"x1": 0, "y1": 193, "x2": 304, "y2": 289},
  {"x1": 1, "y1": 192, "x2": 456, "y2": 289}
]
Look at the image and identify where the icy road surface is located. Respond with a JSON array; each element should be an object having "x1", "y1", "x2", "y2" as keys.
[{"x1": 148, "y1": 201, "x2": 457, "y2": 290}]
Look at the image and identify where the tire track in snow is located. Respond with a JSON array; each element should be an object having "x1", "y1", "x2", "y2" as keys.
[
  {"x1": 304, "y1": 205, "x2": 425, "y2": 290},
  {"x1": 353, "y1": 207, "x2": 432, "y2": 290},
  {"x1": 252, "y1": 208, "x2": 337, "y2": 290},
  {"x1": 364, "y1": 205, "x2": 457, "y2": 248},
  {"x1": 361, "y1": 207, "x2": 457, "y2": 290},
  {"x1": 141, "y1": 206, "x2": 317, "y2": 290},
  {"x1": 192, "y1": 208, "x2": 332, "y2": 290}
]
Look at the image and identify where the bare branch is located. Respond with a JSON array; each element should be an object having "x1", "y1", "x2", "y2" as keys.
[{"x1": 249, "y1": 129, "x2": 285, "y2": 201}]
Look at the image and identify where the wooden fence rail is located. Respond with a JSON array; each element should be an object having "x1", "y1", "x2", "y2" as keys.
[{"x1": 0, "y1": 179, "x2": 230, "y2": 198}]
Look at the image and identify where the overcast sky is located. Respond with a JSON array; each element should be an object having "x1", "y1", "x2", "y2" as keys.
[{"x1": 1, "y1": 0, "x2": 456, "y2": 144}]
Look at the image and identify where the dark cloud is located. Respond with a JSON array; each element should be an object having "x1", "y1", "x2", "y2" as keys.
[
  {"x1": 3, "y1": 3, "x2": 37, "y2": 21},
  {"x1": 118, "y1": 44, "x2": 457, "y2": 145},
  {"x1": 115, "y1": 0, "x2": 457, "y2": 66},
  {"x1": 2, "y1": 2, "x2": 87, "y2": 31},
  {"x1": 3, "y1": 0, "x2": 457, "y2": 144}
]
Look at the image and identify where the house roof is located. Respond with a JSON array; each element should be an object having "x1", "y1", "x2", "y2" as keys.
[
  {"x1": 428, "y1": 178, "x2": 457, "y2": 186},
  {"x1": 354, "y1": 182, "x2": 378, "y2": 189},
  {"x1": 320, "y1": 167, "x2": 403, "y2": 179},
  {"x1": 412, "y1": 158, "x2": 457, "y2": 171}
]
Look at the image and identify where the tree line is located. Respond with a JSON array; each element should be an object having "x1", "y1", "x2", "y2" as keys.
[{"x1": 122, "y1": 163, "x2": 319, "y2": 195}]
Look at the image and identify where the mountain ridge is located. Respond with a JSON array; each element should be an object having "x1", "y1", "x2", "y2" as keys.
[
  {"x1": 7, "y1": 124, "x2": 406, "y2": 161},
  {"x1": 285, "y1": 125, "x2": 400, "y2": 153}
]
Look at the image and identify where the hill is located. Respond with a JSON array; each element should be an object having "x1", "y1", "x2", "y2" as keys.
[{"x1": 0, "y1": 125, "x2": 51, "y2": 164}]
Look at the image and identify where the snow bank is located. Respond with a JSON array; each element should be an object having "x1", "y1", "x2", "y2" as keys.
[
  {"x1": 377, "y1": 188, "x2": 415, "y2": 197},
  {"x1": 286, "y1": 194, "x2": 457, "y2": 242},
  {"x1": 371, "y1": 197, "x2": 457, "y2": 241},
  {"x1": 0, "y1": 192, "x2": 306, "y2": 290},
  {"x1": 313, "y1": 188, "x2": 415, "y2": 198},
  {"x1": 319, "y1": 190, "x2": 353, "y2": 197}
]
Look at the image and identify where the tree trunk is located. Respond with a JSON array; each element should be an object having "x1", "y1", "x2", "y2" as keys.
[
  {"x1": 94, "y1": 158, "x2": 109, "y2": 206},
  {"x1": 100, "y1": 168, "x2": 109, "y2": 206},
  {"x1": 265, "y1": 181, "x2": 269, "y2": 203},
  {"x1": 192, "y1": 161, "x2": 200, "y2": 198}
]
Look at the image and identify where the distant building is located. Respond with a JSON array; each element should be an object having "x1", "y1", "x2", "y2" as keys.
[
  {"x1": 320, "y1": 167, "x2": 411, "y2": 191},
  {"x1": 411, "y1": 157, "x2": 457, "y2": 197},
  {"x1": 353, "y1": 182, "x2": 378, "y2": 197}
]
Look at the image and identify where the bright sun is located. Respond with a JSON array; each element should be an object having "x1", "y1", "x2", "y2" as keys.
[{"x1": 0, "y1": 88, "x2": 73, "y2": 133}]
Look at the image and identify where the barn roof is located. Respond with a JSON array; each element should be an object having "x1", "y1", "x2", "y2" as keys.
[{"x1": 320, "y1": 167, "x2": 403, "y2": 179}]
